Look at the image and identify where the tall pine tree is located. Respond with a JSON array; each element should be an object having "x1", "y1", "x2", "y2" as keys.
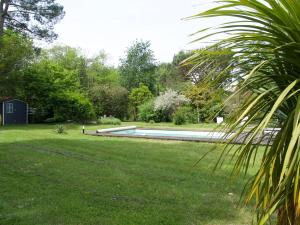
[{"x1": 0, "y1": 0, "x2": 64, "y2": 41}]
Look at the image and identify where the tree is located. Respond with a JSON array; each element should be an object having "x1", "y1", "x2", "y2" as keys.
[
  {"x1": 15, "y1": 44, "x2": 123, "y2": 123},
  {"x1": 18, "y1": 62, "x2": 56, "y2": 122},
  {"x1": 155, "y1": 62, "x2": 190, "y2": 92},
  {"x1": 154, "y1": 89, "x2": 189, "y2": 121},
  {"x1": 18, "y1": 50, "x2": 87, "y2": 122},
  {"x1": 178, "y1": 49, "x2": 232, "y2": 85},
  {"x1": 42, "y1": 46, "x2": 120, "y2": 90},
  {"x1": 0, "y1": 0, "x2": 64, "y2": 41},
  {"x1": 190, "y1": 0, "x2": 300, "y2": 224},
  {"x1": 86, "y1": 52, "x2": 120, "y2": 88},
  {"x1": 128, "y1": 84, "x2": 153, "y2": 121},
  {"x1": 89, "y1": 85, "x2": 128, "y2": 120},
  {"x1": 138, "y1": 100, "x2": 159, "y2": 122},
  {"x1": 184, "y1": 85, "x2": 213, "y2": 123},
  {"x1": 51, "y1": 91, "x2": 95, "y2": 123},
  {"x1": 155, "y1": 51, "x2": 196, "y2": 92},
  {"x1": 0, "y1": 31, "x2": 34, "y2": 96},
  {"x1": 155, "y1": 50, "x2": 230, "y2": 92},
  {"x1": 184, "y1": 85, "x2": 225, "y2": 122},
  {"x1": 41, "y1": 45, "x2": 88, "y2": 89},
  {"x1": 119, "y1": 40, "x2": 157, "y2": 93},
  {"x1": 43, "y1": 45, "x2": 84, "y2": 71}
]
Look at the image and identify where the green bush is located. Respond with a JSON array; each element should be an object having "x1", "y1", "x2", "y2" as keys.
[
  {"x1": 52, "y1": 91, "x2": 96, "y2": 123},
  {"x1": 173, "y1": 110, "x2": 186, "y2": 125},
  {"x1": 138, "y1": 100, "x2": 161, "y2": 122},
  {"x1": 89, "y1": 85, "x2": 128, "y2": 120},
  {"x1": 185, "y1": 108, "x2": 198, "y2": 124},
  {"x1": 149, "y1": 119, "x2": 155, "y2": 124},
  {"x1": 129, "y1": 84, "x2": 153, "y2": 120},
  {"x1": 207, "y1": 103, "x2": 225, "y2": 119},
  {"x1": 173, "y1": 106, "x2": 198, "y2": 125},
  {"x1": 55, "y1": 124, "x2": 66, "y2": 134},
  {"x1": 98, "y1": 117, "x2": 121, "y2": 125}
]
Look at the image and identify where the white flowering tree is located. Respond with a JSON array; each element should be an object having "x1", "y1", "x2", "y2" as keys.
[{"x1": 154, "y1": 89, "x2": 189, "y2": 120}]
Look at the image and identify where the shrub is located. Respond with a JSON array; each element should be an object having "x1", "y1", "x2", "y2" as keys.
[
  {"x1": 149, "y1": 119, "x2": 155, "y2": 124},
  {"x1": 138, "y1": 100, "x2": 158, "y2": 122},
  {"x1": 173, "y1": 106, "x2": 198, "y2": 125},
  {"x1": 181, "y1": 106, "x2": 198, "y2": 124},
  {"x1": 129, "y1": 84, "x2": 153, "y2": 120},
  {"x1": 154, "y1": 89, "x2": 189, "y2": 121},
  {"x1": 55, "y1": 124, "x2": 66, "y2": 134},
  {"x1": 89, "y1": 85, "x2": 128, "y2": 120},
  {"x1": 52, "y1": 91, "x2": 96, "y2": 123},
  {"x1": 173, "y1": 110, "x2": 186, "y2": 125},
  {"x1": 98, "y1": 117, "x2": 121, "y2": 125},
  {"x1": 185, "y1": 85, "x2": 227, "y2": 122}
]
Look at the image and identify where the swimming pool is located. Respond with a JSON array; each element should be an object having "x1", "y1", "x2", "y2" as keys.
[
  {"x1": 109, "y1": 128, "x2": 230, "y2": 141},
  {"x1": 89, "y1": 126, "x2": 272, "y2": 144}
]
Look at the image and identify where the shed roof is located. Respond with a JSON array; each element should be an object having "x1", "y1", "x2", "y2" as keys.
[{"x1": 0, "y1": 97, "x2": 26, "y2": 103}]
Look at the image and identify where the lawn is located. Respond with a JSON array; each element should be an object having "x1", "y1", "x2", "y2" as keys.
[{"x1": 0, "y1": 123, "x2": 257, "y2": 225}]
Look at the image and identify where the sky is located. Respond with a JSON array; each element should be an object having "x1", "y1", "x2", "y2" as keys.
[{"x1": 51, "y1": 0, "x2": 221, "y2": 66}]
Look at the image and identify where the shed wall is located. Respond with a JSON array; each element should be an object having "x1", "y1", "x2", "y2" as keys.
[{"x1": 3, "y1": 100, "x2": 27, "y2": 125}]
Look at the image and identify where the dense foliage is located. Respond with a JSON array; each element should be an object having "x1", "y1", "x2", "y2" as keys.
[
  {"x1": 98, "y1": 117, "x2": 121, "y2": 125},
  {"x1": 0, "y1": 31, "x2": 34, "y2": 96},
  {"x1": 184, "y1": 85, "x2": 225, "y2": 122},
  {"x1": 173, "y1": 106, "x2": 197, "y2": 125},
  {"x1": 154, "y1": 89, "x2": 189, "y2": 122},
  {"x1": 138, "y1": 100, "x2": 161, "y2": 123},
  {"x1": 0, "y1": 29, "x2": 228, "y2": 125},
  {"x1": 51, "y1": 91, "x2": 95, "y2": 123},
  {"x1": 89, "y1": 85, "x2": 128, "y2": 120},
  {"x1": 119, "y1": 40, "x2": 157, "y2": 93},
  {"x1": 156, "y1": 51, "x2": 191, "y2": 92},
  {"x1": 128, "y1": 84, "x2": 153, "y2": 120}
]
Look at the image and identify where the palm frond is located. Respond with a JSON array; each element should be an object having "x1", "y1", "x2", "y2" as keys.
[{"x1": 189, "y1": 0, "x2": 300, "y2": 223}]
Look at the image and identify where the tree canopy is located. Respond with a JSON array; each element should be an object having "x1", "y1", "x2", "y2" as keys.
[
  {"x1": 119, "y1": 40, "x2": 157, "y2": 93},
  {"x1": 0, "y1": 0, "x2": 64, "y2": 41},
  {"x1": 180, "y1": 49, "x2": 232, "y2": 85},
  {"x1": 0, "y1": 31, "x2": 34, "y2": 96},
  {"x1": 128, "y1": 84, "x2": 153, "y2": 120}
]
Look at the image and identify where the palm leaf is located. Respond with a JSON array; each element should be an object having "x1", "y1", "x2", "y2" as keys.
[{"x1": 188, "y1": 0, "x2": 300, "y2": 224}]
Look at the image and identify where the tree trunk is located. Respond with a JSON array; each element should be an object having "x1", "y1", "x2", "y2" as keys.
[
  {"x1": 0, "y1": 0, "x2": 10, "y2": 40},
  {"x1": 196, "y1": 106, "x2": 200, "y2": 123},
  {"x1": 133, "y1": 107, "x2": 137, "y2": 121},
  {"x1": 0, "y1": 0, "x2": 4, "y2": 39},
  {"x1": 277, "y1": 200, "x2": 300, "y2": 225},
  {"x1": 0, "y1": 20, "x2": 4, "y2": 40}
]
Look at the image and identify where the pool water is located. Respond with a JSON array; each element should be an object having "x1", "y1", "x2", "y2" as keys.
[{"x1": 111, "y1": 129, "x2": 229, "y2": 140}]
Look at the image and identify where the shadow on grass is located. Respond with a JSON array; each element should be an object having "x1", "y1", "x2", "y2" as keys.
[
  {"x1": 0, "y1": 123, "x2": 83, "y2": 131},
  {"x1": 0, "y1": 137, "x2": 255, "y2": 225}
]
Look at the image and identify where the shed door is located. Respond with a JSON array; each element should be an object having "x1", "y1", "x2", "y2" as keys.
[{"x1": 4, "y1": 101, "x2": 27, "y2": 124}]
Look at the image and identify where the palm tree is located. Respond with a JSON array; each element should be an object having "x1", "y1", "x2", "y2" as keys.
[{"x1": 187, "y1": 0, "x2": 300, "y2": 224}]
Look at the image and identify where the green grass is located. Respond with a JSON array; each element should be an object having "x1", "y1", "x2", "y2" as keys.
[{"x1": 0, "y1": 124, "x2": 257, "y2": 225}]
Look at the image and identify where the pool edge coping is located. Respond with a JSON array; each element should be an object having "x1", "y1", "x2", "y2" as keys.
[{"x1": 85, "y1": 126, "x2": 229, "y2": 144}]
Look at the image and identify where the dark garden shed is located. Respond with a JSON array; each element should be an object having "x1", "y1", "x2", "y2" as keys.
[{"x1": 0, "y1": 98, "x2": 28, "y2": 125}]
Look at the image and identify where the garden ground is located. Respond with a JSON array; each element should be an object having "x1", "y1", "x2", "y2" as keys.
[{"x1": 0, "y1": 123, "x2": 258, "y2": 225}]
